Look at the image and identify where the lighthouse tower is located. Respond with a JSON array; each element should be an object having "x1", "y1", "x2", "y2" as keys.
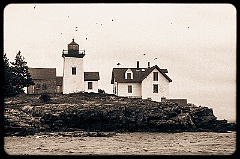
[{"x1": 62, "y1": 39, "x2": 85, "y2": 94}]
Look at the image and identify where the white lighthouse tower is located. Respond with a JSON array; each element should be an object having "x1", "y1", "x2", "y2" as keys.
[{"x1": 62, "y1": 39, "x2": 85, "y2": 94}]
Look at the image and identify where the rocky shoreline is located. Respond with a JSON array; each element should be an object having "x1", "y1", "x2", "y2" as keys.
[{"x1": 4, "y1": 93, "x2": 236, "y2": 136}]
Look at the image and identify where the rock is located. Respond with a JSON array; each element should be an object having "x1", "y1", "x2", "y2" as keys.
[
  {"x1": 22, "y1": 106, "x2": 33, "y2": 113},
  {"x1": 226, "y1": 122, "x2": 236, "y2": 131},
  {"x1": 4, "y1": 93, "x2": 233, "y2": 136}
]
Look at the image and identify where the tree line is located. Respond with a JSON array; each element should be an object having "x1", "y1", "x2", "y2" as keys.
[{"x1": 3, "y1": 51, "x2": 34, "y2": 97}]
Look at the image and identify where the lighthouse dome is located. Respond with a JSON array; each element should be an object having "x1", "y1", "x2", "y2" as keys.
[{"x1": 68, "y1": 38, "x2": 79, "y2": 51}]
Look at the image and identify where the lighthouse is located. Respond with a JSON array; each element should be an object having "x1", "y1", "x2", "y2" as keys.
[{"x1": 62, "y1": 39, "x2": 85, "y2": 94}]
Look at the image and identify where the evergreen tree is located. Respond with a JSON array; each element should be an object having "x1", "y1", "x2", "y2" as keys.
[
  {"x1": 10, "y1": 51, "x2": 34, "y2": 94},
  {"x1": 3, "y1": 53, "x2": 14, "y2": 97}
]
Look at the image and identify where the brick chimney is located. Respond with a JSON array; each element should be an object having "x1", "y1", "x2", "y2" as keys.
[
  {"x1": 137, "y1": 61, "x2": 139, "y2": 69},
  {"x1": 148, "y1": 62, "x2": 150, "y2": 68}
]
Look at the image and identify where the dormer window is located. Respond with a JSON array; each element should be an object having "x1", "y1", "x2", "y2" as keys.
[
  {"x1": 125, "y1": 69, "x2": 133, "y2": 79},
  {"x1": 127, "y1": 73, "x2": 131, "y2": 79}
]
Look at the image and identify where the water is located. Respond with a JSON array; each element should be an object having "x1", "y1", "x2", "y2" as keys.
[{"x1": 4, "y1": 132, "x2": 236, "y2": 155}]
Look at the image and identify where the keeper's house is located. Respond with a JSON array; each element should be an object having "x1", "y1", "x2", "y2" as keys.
[{"x1": 111, "y1": 61, "x2": 172, "y2": 102}]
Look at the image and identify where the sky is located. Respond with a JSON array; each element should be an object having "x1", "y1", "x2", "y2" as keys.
[{"x1": 4, "y1": 3, "x2": 236, "y2": 122}]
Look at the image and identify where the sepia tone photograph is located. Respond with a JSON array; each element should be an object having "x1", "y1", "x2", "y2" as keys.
[{"x1": 3, "y1": 3, "x2": 236, "y2": 156}]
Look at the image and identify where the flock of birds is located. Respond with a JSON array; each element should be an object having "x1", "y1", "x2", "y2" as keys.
[
  {"x1": 32, "y1": 5, "x2": 183, "y2": 66},
  {"x1": 72, "y1": 19, "x2": 114, "y2": 41},
  {"x1": 34, "y1": 5, "x2": 114, "y2": 40},
  {"x1": 116, "y1": 56, "x2": 157, "y2": 66}
]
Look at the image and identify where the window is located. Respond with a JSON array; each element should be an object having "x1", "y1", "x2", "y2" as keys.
[
  {"x1": 127, "y1": 73, "x2": 132, "y2": 79},
  {"x1": 36, "y1": 83, "x2": 41, "y2": 90},
  {"x1": 73, "y1": 45, "x2": 79, "y2": 50},
  {"x1": 42, "y1": 83, "x2": 47, "y2": 90},
  {"x1": 69, "y1": 45, "x2": 73, "y2": 50},
  {"x1": 88, "y1": 82, "x2": 93, "y2": 89},
  {"x1": 72, "y1": 67, "x2": 76, "y2": 75},
  {"x1": 125, "y1": 69, "x2": 133, "y2": 79},
  {"x1": 128, "y1": 85, "x2": 132, "y2": 93},
  {"x1": 153, "y1": 84, "x2": 158, "y2": 93},
  {"x1": 153, "y1": 72, "x2": 158, "y2": 81}
]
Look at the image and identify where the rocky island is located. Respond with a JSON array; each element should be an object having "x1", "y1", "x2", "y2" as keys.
[{"x1": 4, "y1": 92, "x2": 236, "y2": 136}]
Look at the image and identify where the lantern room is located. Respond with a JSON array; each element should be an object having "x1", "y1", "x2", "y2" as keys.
[
  {"x1": 62, "y1": 38, "x2": 85, "y2": 58},
  {"x1": 68, "y1": 38, "x2": 79, "y2": 54}
]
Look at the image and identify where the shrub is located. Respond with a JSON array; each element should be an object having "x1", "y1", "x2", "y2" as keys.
[
  {"x1": 39, "y1": 93, "x2": 51, "y2": 103},
  {"x1": 98, "y1": 89, "x2": 105, "y2": 94}
]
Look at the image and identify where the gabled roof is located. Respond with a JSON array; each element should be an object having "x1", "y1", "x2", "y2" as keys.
[
  {"x1": 111, "y1": 65, "x2": 172, "y2": 84},
  {"x1": 84, "y1": 72, "x2": 100, "y2": 81},
  {"x1": 139, "y1": 65, "x2": 172, "y2": 82},
  {"x1": 111, "y1": 68, "x2": 151, "y2": 83},
  {"x1": 28, "y1": 68, "x2": 56, "y2": 80}
]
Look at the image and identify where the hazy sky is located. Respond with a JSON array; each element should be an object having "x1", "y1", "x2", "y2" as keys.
[{"x1": 4, "y1": 3, "x2": 236, "y2": 121}]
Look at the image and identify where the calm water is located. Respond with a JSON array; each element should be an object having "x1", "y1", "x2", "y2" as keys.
[{"x1": 4, "y1": 131, "x2": 236, "y2": 155}]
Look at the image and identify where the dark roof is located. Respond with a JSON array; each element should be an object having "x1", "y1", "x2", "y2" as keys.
[
  {"x1": 62, "y1": 53, "x2": 85, "y2": 58},
  {"x1": 69, "y1": 39, "x2": 79, "y2": 45},
  {"x1": 160, "y1": 69, "x2": 168, "y2": 73},
  {"x1": 111, "y1": 65, "x2": 172, "y2": 84},
  {"x1": 29, "y1": 68, "x2": 99, "y2": 84},
  {"x1": 56, "y1": 76, "x2": 63, "y2": 86},
  {"x1": 28, "y1": 68, "x2": 56, "y2": 80},
  {"x1": 84, "y1": 72, "x2": 100, "y2": 81}
]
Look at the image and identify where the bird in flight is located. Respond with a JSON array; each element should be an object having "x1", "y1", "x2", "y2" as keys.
[
  {"x1": 34, "y1": 5, "x2": 36, "y2": 9},
  {"x1": 143, "y1": 54, "x2": 146, "y2": 55},
  {"x1": 154, "y1": 58, "x2": 157, "y2": 60},
  {"x1": 117, "y1": 63, "x2": 121, "y2": 66},
  {"x1": 86, "y1": 38, "x2": 87, "y2": 40}
]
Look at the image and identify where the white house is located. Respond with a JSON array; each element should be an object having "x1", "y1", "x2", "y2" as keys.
[
  {"x1": 62, "y1": 39, "x2": 100, "y2": 94},
  {"x1": 111, "y1": 61, "x2": 172, "y2": 102}
]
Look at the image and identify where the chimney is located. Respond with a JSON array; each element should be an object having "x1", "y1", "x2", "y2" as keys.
[
  {"x1": 148, "y1": 62, "x2": 150, "y2": 68},
  {"x1": 137, "y1": 61, "x2": 139, "y2": 69}
]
